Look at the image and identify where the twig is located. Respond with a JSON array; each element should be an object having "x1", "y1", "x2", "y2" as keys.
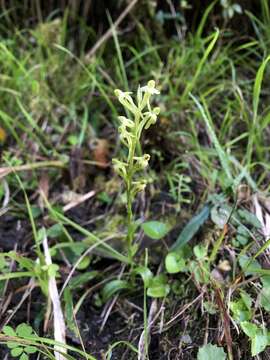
[{"x1": 215, "y1": 286, "x2": 233, "y2": 360}]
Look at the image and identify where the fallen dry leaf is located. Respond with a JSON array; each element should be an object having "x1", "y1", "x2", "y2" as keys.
[
  {"x1": 0, "y1": 127, "x2": 6, "y2": 143},
  {"x1": 91, "y1": 138, "x2": 109, "y2": 169}
]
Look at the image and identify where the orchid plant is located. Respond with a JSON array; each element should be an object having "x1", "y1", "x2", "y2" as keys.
[{"x1": 113, "y1": 80, "x2": 160, "y2": 262}]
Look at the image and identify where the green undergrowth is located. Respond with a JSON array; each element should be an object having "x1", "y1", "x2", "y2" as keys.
[{"x1": 1, "y1": 1, "x2": 270, "y2": 359}]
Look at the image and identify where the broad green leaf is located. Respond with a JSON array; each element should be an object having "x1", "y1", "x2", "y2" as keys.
[
  {"x1": 102, "y1": 280, "x2": 131, "y2": 302},
  {"x1": 240, "y1": 322, "x2": 258, "y2": 338},
  {"x1": 197, "y1": 343, "x2": 226, "y2": 360},
  {"x1": 20, "y1": 353, "x2": 29, "y2": 360},
  {"x1": 194, "y1": 244, "x2": 208, "y2": 260},
  {"x1": 259, "y1": 287, "x2": 270, "y2": 311},
  {"x1": 171, "y1": 205, "x2": 210, "y2": 251},
  {"x1": 237, "y1": 209, "x2": 261, "y2": 228},
  {"x1": 230, "y1": 298, "x2": 252, "y2": 323},
  {"x1": 238, "y1": 254, "x2": 261, "y2": 276},
  {"x1": 47, "y1": 264, "x2": 59, "y2": 277},
  {"x1": 69, "y1": 271, "x2": 98, "y2": 289},
  {"x1": 134, "y1": 266, "x2": 153, "y2": 287},
  {"x1": 141, "y1": 221, "x2": 169, "y2": 240},
  {"x1": 261, "y1": 275, "x2": 270, "y2": 287},
  {"x1": 236, "y1": 235, "x2": 248, "y2": 246},
  {"x1": 47, "y1": 224, "x2": 63, "y2": 238},
  {"x1": 24, "y1": 346, "x2": 37, "y2": 354},
  {"x1": 211, "y1": 204, "x2": 231, "y2": 229},
  {"x1": 7, "y1": 341, "x2": 18, "y2": 349},
  {"x1": 16, "y1": 323, "x2": 33, "y2": 338},
  {"x1": 147, "y1": 274, "x2": 170, "y2": 298},
  {"x1": 240, "y1": 290, "x2": 252, "y2": 310},
  {"x1": 3, "y1": 325, "x2": 16, "y2": 337},
  {"x1": 11, "y1": 347, "x2": 24, "y2": 356},
  {"x1": 251, "y1": 333, "x2": 268, "y2": 356},
  {"x1": 76, "y1": 256, "x2": 91, "y2": 270},
  {"x1": 165, "y1": 252, "x2": 186, "y2": 274}
]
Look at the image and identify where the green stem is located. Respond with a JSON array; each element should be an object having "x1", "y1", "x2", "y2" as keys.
[{"x1": 125, "y1": 114, "x2": 139, "y2": 263}]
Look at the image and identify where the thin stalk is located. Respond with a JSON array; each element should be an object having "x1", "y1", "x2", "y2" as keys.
[{"x1": 126, "y1": 115, "x2": 139, "y2": 262}]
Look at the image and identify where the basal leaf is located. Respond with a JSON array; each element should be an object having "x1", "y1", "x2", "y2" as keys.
[
  {"x1": 197, "y1": 343, "x2": 226, "y2": 360},
  {"x1": 171, "y1": 205, "x2": 210, "y2": 251},
  {"x1": 141, "y1": 221, "x2": 169, "y2": 240}
]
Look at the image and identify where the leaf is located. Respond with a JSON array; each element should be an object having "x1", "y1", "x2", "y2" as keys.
[
  {"x1": 69, "y1": 271, "x2": 98, "y2": 289},
  {"x1": 240, "y1": 322, "x2": 258, "y2": 338},
  {"x1": 102, "y1": 280, "x2": 131, "y2": 302},
  {"x1": 147, "y1": 274, "x2": 170, "y2": 298},
  {"x1": 64, "y1": 287, "x2": 77, "y2": 334},
  {"x1": 240, "y1": 290, "x2": 252, "y2": 310},
  {"x1": 165, "y1": 252, "x2": 186, "y2": 274},
  {"x1": 261, "y1": 275, "x2": 270, "y2": 287},
  {"x1": 76, "y1": 256, "x2": 91, "y2": 270},
  {"x1": 10, "y1": 347, "x2": 23, "y2": 357},
  {"x1": 197, "y1": 343, "x2": 226, "y2": 360},
  {"x1": 7, "y1": 252, "x2": 35, "y2": 271},
  {"x1": 7, "y1": 342, "x2": 18, "y2": 349},
  {"x1": 24, "y1": 346, "x2": 37, "y2": 354},
  {"x1": 237, "y1": 209, "x2": 262, "y2": 228},
  {"x1": 211, "y1": 204, "x2": 231, "y2": 229},
  {"x1": 47, "y1": 264, "x2": 59, "y2": 277},
  {"x1": 141, "y1": 221, "x2": 169, "y2": 240},
  {"x1": 251, "y1": 333, "x2": 268, "y2": 356},
  {"x1": 47, "y1": 224, "x2": 63, "y2": 238},
  {"x1": 0, "y1": 255, "x2": 7, "y2": 270},
  {"x1": 171, "y1": 205, "x2": 210, "y2": 251},
  {"x1": 11, "y1": 347, "x2": 24, "y2": 356},
  {"x1": 134, "y1": 266, "x2": 153, "y2": 287},
  {"x1": 189, "y1": 260, "x2": 210, "y2": 284},
  {"x1": 20, "y1": 353, "x2": 29, "y2": 360},
  {"x1": 190, "y1": 93, "x2": 232, "y2": 181},
  {"x1": 236, "y1": 235, "x2": 248, "y2": 246},
  {"x1": 259, "y1": 287, "x2": 270, "y2": 311},
  {"x1": 16, "y1": 323, "x2": 33, "y2": 338},
  {"x1": 194, "y1": 244, "x2": 208, "y2": 260},
  {"x1": 252, "y1": 56, "x2": 270, "y2": 124},
  {"x1": 238, "y1": 254, "x2": 261, "y2": 276},
  {"x1": 203, "y1": 301, "x2": 217, "y2": 315},
  {"x1": 230, "y1": 297, "x2": 252, "y2": 323},
  {"x1": 3, "y1": 325, "x2": 16, "y2": 337},
  {"x1": 233, "y1": 4, "x2": 242, "y2": 14}
]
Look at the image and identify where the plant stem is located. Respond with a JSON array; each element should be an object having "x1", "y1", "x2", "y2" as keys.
[{"x1": 126, "y1": 114, "x2": 139, "y2": 263}]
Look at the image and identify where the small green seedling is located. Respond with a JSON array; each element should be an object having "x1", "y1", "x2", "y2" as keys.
[
  {"x1": 113, "y1": 80, "x2": 160, "y2": 262},
  {"x1": 197, "y1": 343, "x2": 226, "y2": 360},
  {"x1": 3, "y1": 324, "x2": 38, "y2": 360}
]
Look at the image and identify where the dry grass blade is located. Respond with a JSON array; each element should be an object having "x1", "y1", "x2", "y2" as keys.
[
  {"x1": 138, "y1": 299, "x2": 158, "y2": 360},
  {"x1": 0, "y1": 161, "x2": 66, "y2": 180},
  {"x1": 42, "y1": 229, "x2": 67, "y2": 360},
  {"x1": 63, "y1": 190, "x2": 95, "y2": 212},
  {"x1": 253, "y1": 193, "x2": 270, "y2": 240}
]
